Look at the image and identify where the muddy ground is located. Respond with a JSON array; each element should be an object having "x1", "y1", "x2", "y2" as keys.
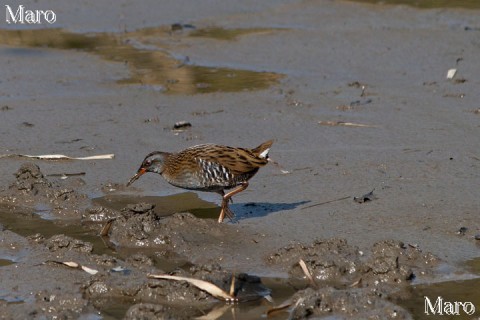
[{"x1": 1, "y1": 0, "x2": 480, "y2": 319}]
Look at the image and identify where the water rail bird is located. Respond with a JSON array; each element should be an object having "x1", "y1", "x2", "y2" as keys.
[{"x1": 127, "y1": 140, "x2": 273, "y2": 222}]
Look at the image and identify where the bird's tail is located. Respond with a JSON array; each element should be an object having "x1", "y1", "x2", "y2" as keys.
[{"x1": 252, "y1": 140, "x2": 273, "y2": 159}]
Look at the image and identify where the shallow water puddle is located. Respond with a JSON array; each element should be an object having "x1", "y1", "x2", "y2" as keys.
[
  {"x1": 345, "y1": 0, "x2": 480, "y2": 9},
  {"x1": 189, "y1": 26, "x2": 280, "y2": 40},
  {"x1": 397, "y1": 278, "x2": 480, "y2": 319},
  {"x1": 396, "y1": 257, "x2": 480, "y2": 319},
  {"x1": 0, "y1": 258, "x2": 15, "y2": 267},
  {"x1": 0, "y1": 192, "x2": 226, "y2": 273},
  {"x1": 0, "y1": 204, "x2": 110, "y2": 253},
  {"x1": 465, "y1": 257, "x2": 480, "y2": 274},
  {"x1": 0, "y1": 200, "x2": 198, "y2": 271},
  {"x1": 0, "y1": 27, "x2": 283, "y2": 94},
  {"x1": 93, "y1": 191, "x2": 219, "y2": 219},
  {"x1": 0, "y1": 290, "x2": 24, "y2": 304}
]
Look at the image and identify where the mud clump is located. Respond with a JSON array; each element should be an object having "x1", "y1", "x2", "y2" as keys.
[
  {"x1": 45, "y1": 234, "x2": 94, "y2": 253},
  {"x1": 82, "y1": 205, "x2": 119, "y2": 222},
  {"x1": 11, "y1": 162, "x2": 51, "y2": 193},
  {"x1": 104, "y1": 207, "x2": 238, "y2": 261},
  {"x1": 268, "y1": 238, "x2": 361, "y2": 285},
  {"x1": 126, "y1": 253, "x2": 155, "y2": 269},
  {"x1": 267, "y1": 238, "x2": 439, "y2": 288},
  {"x1": 266, "y1": 238, "x2": 440, "y2": 319},
  {"x1": 364, "y1": 240, "x2": 439, "y2": 285},
  {"x1": 1, "y1": 163, "x2": 88, "y2": 218},
  {"x1": 32, "y1": 289, "x2": 95, "y2": 319},
  {"x1": 111, "y1": 203, "x2": 161, "y2": 244},
  {"x1": 289, "y1": 287, "x2": 412, "y2": 319}
]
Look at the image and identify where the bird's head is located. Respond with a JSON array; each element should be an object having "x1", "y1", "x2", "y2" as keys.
[{"x1": 126, "y1": 151, "x2": 168, "y2": 186}]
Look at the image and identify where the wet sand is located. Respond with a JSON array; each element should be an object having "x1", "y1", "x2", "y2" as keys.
[{"x1": 1, "y1": 0, "x2": 479, "y2": 319}]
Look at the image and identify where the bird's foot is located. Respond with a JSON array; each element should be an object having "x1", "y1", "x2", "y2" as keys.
[{"x1": 218, "y1": 201, "x2": 235, "y2": 223}]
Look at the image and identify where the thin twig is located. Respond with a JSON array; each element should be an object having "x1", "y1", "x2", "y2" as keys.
[{"x1": 301, "y1": 196, "x2": 350, "y2": 210}]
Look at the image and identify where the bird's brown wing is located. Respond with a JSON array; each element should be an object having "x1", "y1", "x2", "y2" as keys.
[{"x1": 184, "y1": 144, "x2": 269, "y2": 176}]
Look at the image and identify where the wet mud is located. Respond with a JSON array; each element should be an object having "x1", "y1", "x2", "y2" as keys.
[
  {"x1": 0, "y1": 163, "x2": 477, "y2": 319},
  {"x1": 0, "y1": 164, "x2": 292, "y2": 319},
  {"x1": 2, "y1": 0, "x2": 480, "y2": 318},
  {"x1": 347, "y1": 0, "x2": 480, "y2": 9}
]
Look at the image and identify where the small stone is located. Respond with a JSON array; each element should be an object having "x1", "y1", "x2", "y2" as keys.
[{"x1": 457, "y1": 227, "x2": 468, "y2": 235}]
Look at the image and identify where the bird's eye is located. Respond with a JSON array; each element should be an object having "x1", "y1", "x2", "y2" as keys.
[{"x1": 144, "y1": 160, "x2": 152, "y2": 166}]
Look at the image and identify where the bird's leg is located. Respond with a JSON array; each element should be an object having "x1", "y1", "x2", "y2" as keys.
[
  {"x1": 217, "y1": 182, "x2": 249, "y2": 223},
  {"x1": 216, "y1": 190, "x2": 233, "y2": 222},
  {"x1": 216, "y1": 190, "x2": 233, "y2": 204}
]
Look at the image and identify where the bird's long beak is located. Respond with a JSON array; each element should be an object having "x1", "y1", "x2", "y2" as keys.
[{"x1": 127, "y1": 167, "x2": 147, "y2": 186}]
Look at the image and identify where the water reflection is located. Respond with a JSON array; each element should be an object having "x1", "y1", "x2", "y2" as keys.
[{"x1": 0, "y1": 26, "x2": 283, "y2": 94}]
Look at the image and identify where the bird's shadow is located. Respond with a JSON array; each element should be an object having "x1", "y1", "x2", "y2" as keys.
[
  {"x1": 190, "y1": 198, "x2": 309, "y2": 221},
  {"x1": 226, "y1": 200, "x2": 310, "y2": 222}
]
